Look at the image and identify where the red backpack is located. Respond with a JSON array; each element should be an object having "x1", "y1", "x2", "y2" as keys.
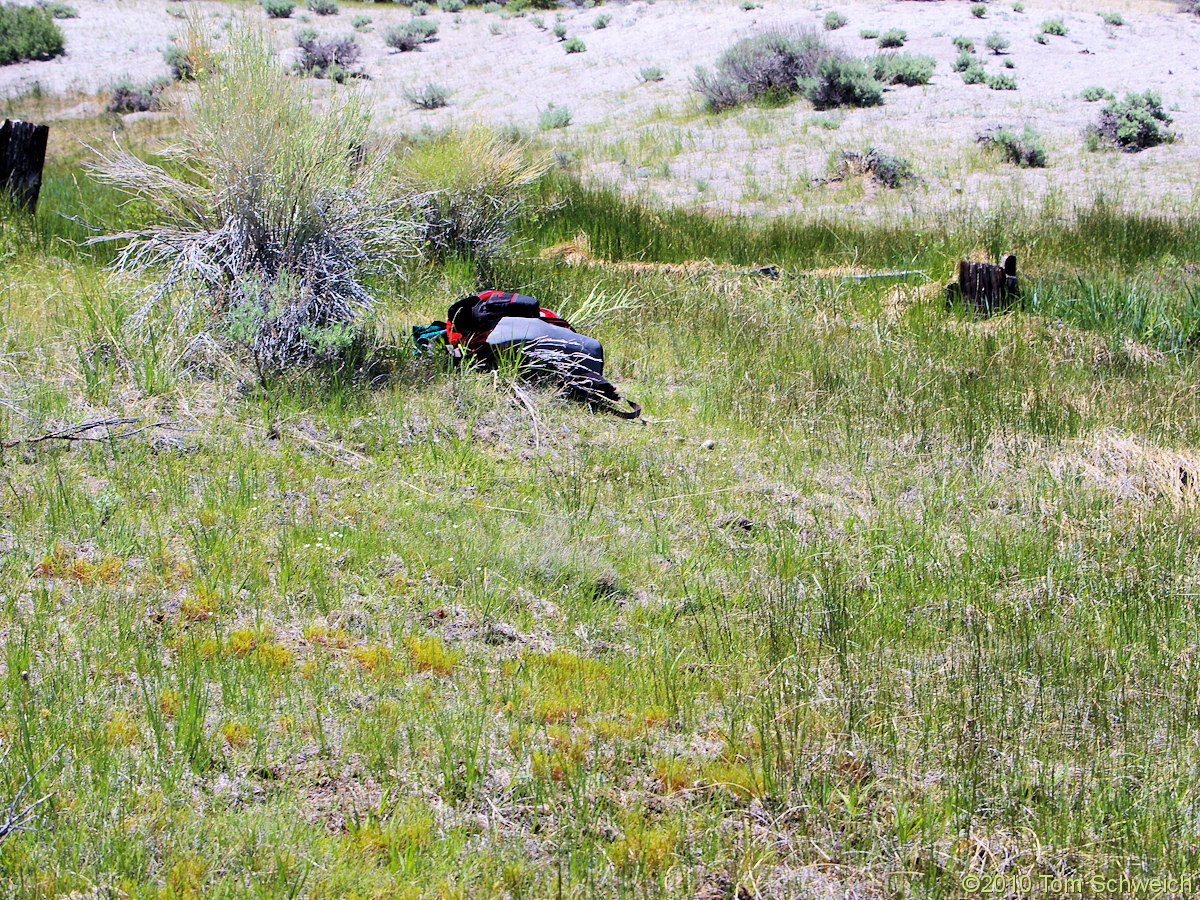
[{"x1": 415, "y1": 291, "x2": 641, "y2": 419}]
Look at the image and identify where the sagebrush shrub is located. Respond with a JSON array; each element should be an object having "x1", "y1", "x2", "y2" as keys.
[
  {"x1": 871, "y1": 52, "x2": 934, "y2": 86},
  {"x1": 961, "y1": 61, "x2": 987, "y2": 84},
  {"x1": 385, "y1": 18, "x2": 437, "y2": 50},
  {"x1": 1100, "y1": 11, "x2": 1123, "y2": 25},
  {"x1": 977, "y1": 126, "x2": 1047, "y2": 167},
  {"x1": 987, "y1": 72, "x2": 1016, "y2": 90},
  {"x1": 691, "y1": 28, "x2": 831, "y2": 111},
  {"x1": 405, "y1": 82, "x2": 450, "y2": 109},
  {"x1": 985, "y1": 31, "x2": 1009, "y2": 53},
  {"x1": 398, "y1": 126, "x2": 548, "y2": 259},
  {"x1": 970, "y1": 3, "x2": 986, "y2": 17},
  {"x1": 593, "y1": 13, "x2": 609, "y2": 28},
  {"x1": 563, "y1": 35, "x2": 585, "y2": 52},
  {"x1": 307, "y1": 0, "x2": 337, "y2": 14},
  {"x1": 638, "y1": 65, "x2": 665, "y2": 82},
  {"x1": 1039, "y1": 17, "x2": 1066, "y2": 35},
  {"x1": 538, "y1": 104, "x2": 571, "y2": 129},
  {"x1": 163, "y1": 43, "x2": 203, "y2": 80},
  {"x1": 859, "y1": 28, "x2": 878, "y2": 39},
  {"x1": 412, "y1": 2, "x2": 430, "y2": 14},
  {"x1": 831, "y1": 147, "x2": 914, "y2": 187},
  {"x1": 296, "y1": 29, "x2": 360, "y2": 80},
  {"x1": 261, "y1": 0, "x2": 295, "y2": 18},
  {"x1": 1080, "y1": 85, "x2": 1113, "y2": 102},
  {"x1": 0, "y1": 3, "x2": 64, "y2": 65},
  {"x1": 876, "y1": 28, "x2": 906, "y2": 48},
  {"x1": 106, "y1": 78, "x2": 168, "y2": 113},
  {"x1": 90, "y1": 25, "x2": 415, "y2": 378},
  {"x1": 36, "y1": 0, "x2": 76, "y2": 19},
  {"x1": 800, "y1": 55, "x2": 883, "y2": 109},
  {"x1": 951, "y1": 50, "x2": 974, "y2": 73},
  {"x1": 952, "y1": 35, "x2": 974, "y2": 52},
  {"x1": 438, "y1": 0, "x2": 464, "y2": 11},
  {"x1": 823, "y1": 10, "x2": 847, "y2": 30},
  {"x1": 1089, "y1": 91, "x2": 1176, "y2": 151},
  {"x1": 351, "y1": 13, "x2": 371, "y2": 29}
]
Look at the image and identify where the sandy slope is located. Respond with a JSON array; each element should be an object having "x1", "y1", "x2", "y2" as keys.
[{"x1": 2, "y1": 0, "x2": 1199, "y2": 218}]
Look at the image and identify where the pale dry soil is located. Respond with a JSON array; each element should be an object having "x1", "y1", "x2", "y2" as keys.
[{"x1": 2, "y1": 0, "x2": 1200, "y2": 217}]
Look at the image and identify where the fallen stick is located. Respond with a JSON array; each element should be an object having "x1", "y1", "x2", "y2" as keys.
[{"x1": 2, "y1": 417, "x2": 180, "y2": 449}]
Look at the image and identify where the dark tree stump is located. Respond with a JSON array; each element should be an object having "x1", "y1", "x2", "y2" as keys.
[
  {"x1": 945, "y1": 253, "x2": 1018, "y2": 315},
  {"x1": 0, "y1": 119, "x2": 50, "y2": 213}
]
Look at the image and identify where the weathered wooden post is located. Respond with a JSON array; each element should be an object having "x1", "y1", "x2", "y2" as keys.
[
  {"x1": 945, "y1": 253, "x2": 1018, "y2": 315},
  {"x1": 0, "y1": 119, "x2": 50, "y2": 213}
]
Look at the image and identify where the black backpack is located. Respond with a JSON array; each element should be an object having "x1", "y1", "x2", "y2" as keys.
[{"x1": 414, "y1": 291, "x2": 641, "y2": 419}]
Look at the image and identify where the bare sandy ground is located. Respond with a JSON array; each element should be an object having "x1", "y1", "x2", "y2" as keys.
[{"x1": 2, "y1": 0, "x2": 1199, "y2": 219}]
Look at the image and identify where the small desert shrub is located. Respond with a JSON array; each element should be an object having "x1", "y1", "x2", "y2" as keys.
[
  {"x1": 538, "y1": 103, "x2": 571, "y2": 129},
  {"x1": 386, "y1": 18, "x2": 437, "y2": 49},
  {"x1": 952, "y1": 50, "x2": 974, "y2": 72},
  {"x1": 692, "y1": 27, "x2": 831, "y2": 111},
  {"x1": 952, "y1": 35, "x2": 973, "y2": 52},
  {"x1": 396, "y1": 126, "x2": 549, "y2": 259},
  {"x1": 552, "y1": 21, "x2": 566, "y2": 39},
  {"x1": 987, "y1": 72, "x2": 1016, "y2": 90},
  {"x1": 1100, "y1": 11, "x2": 1124, "y2": 25},
  {"x1": 739, "y1": 0, "x2": 761, "y2": 9},
  {"x1": 563, "y1": 35, "x2": 585, "y2": 52},
  {"x1": 36, "y1": 0, "x2": 76, "y2": 19},
  {"x1": 412, "y1": 1, "x2": 430, "y2": 14},
  {"x1": 823, "y1": 10, "x2": 847, "y2": 30},
  {"x1": 405, "y1": 82, "x2": 450, "y2": 108},
  {"x1": 1039, "y1": 17, "x2": 1066, "y2": 35},
  {"x1": 483, "y1": 1, "x2": 501, "y2": 11},
  {"x1": 800, "y1": 55, "x2": 883, "y2": 109},
  {"x1": 528, "y1": 0, "x2": 559, "y2": 8},
  {"x1": 106, "y1": 78, "x2": 168, "y2": 113},
  {"x1": 876, "y1": 28, "x2": 906, "y2": 48},
  {"x1": 858, "y1": 28, "x2": 878, "y2": 39},
  {"x1": 830, "y1": 147, "x2": 914, "y2": 187},
  {"x1": 90, "y1": 24, "x2": 415, "y2": 379},
  {"x1": 592, "y1": 12, "x2": 609, "y2": 28},
  {"x1": 438, "y1": 0, "x2": 464, "y2": 11},
  {"x1": 163, "y1": 44, "x2": 199, "y2": 80},
  {"x1": 970, "y1": 3, "x2": 986, "y2": 17},
  {"x1": 1012, "y1": 1, "x2": 1023, "y2": 10},
  {"x1": 261, "y1": 0, "x2": 295, "y2": 17},
  {"x1": 1033, "y1": 30, "x2": 1046, "y2": 43},
  {"x1": 351, "y1": 13, "x2": 371, "y2": 29},
  {"x1": 1088, "y1": 91, "x2": 1176, "y2": 152},
  {"x1": 638, "y1": 65, "x2": 665, "y2": 82},
  {"x1": 0, "y1": 3, "x2": 64, "y2": 65},
  {"x1": 985, "y1": 31, "x2": 1009, "y2": 53},
  {"x1": 977, "y1": 125, "x2": 1046, "y2": 166},
  {"x1": 961, "y1": 61, "x2": 987, "y2": 84},
  {"x1": 296, "y1": 29, "x2": 360, "y2": 80},
  {"x1": 307, "y1": 0, "x2": 337, "y2": 14},
  {"x1": 1001, "y1": 57, "x2": 1014, "y2": 68},
  {"x1": 1080, "y1": 85, "x2": 1113, "y2": 102},
  {"x1": 871, "y1": 52, "x2": 934, "y2": 86}
]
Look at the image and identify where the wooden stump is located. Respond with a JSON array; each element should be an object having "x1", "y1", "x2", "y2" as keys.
[
  {"x1": 945, "y1": 254, "x2": 1018, "y2": 315},
  {"x1": 0, "y1": 119, "x2": 50, "y2": 213}
]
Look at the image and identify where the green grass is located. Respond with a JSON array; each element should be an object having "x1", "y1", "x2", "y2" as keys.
[{"x1": 2, "y1": 99, "x2": 1200, "y2": 900}]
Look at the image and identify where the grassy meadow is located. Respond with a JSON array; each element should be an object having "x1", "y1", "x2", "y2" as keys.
[{"x1": 3, "y1": 23, "x2": 1200, "y2": 900}]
